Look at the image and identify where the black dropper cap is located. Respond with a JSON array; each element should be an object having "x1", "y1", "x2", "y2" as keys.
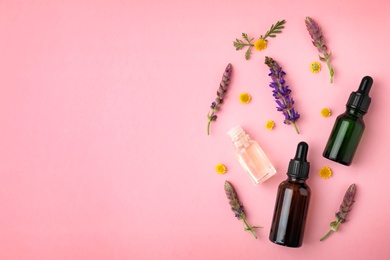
[
  {"x1": 287, "y1": 142, "x2": 310, "y2": 180},
  {"x1": 346, "y1": 76, "x2": 373, "y2": 114}
]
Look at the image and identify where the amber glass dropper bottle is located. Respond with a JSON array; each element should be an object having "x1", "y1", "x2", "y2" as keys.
[
  {"x1": 323, "y1": 76, "x2": 373, "y2": 166},
  {"x1": 269, "y1": 142, "x2": 311, "y2": 248}
]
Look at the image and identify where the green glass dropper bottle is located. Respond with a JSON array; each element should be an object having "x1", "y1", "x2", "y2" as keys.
[
  {"x1": 323, "y1": 76, "x2": 373, "y2": 166},
  {"x1": 269, "y1": 142, "x2": 311, "y2": 248}
]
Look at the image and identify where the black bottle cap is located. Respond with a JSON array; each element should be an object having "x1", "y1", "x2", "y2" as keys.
[
  {"x1": 346, "y1": 76, "x2": 373, "y2": 114},
  {"x1": 287, "y1": 142, "x2": 310, "y2": 180}
]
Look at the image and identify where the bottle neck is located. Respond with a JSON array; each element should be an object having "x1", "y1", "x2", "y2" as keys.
[
  {"x1": 346, "y1": 106, "x2": 366, "y2": 118},
  {"x1": 287, "y1": 176, "x2": 306, "y2": 183},
  {"x1": 230, "y1": 132, "x2": 251, "y2": 149}
]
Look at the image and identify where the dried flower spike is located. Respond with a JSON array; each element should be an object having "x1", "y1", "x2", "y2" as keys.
[
  {"x1": 264, "y1": 56, "x2": 300, "y2": 134},
  {"x1": 233, "y1": 20, "x2": 286, "y2": 60},
  {"x1": 305, "y1": 17, "x2": 335, "y2": 83},
  {"x1": 320, "y1": 184, "x2": 356, "y2": 241},
  {"x1": 207, "y1": 63, "x2": 232, "y2": 135},
  {"x1": 224, "y1": 180, "x2": 262, "y2": 239}
]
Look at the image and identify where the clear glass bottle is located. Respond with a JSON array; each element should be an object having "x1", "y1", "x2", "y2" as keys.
[
  {"x1": 227, "y1": 126, "x2": 276, "y2": 184},
  {"x1": 323, "y1": 76, "x2": 373, "y2": 166},
  {"x1": 269, "y1": 142, "x2": 311, "y2": 248}
]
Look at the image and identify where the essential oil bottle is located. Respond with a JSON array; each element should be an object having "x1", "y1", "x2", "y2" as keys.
[
  {"x1": 227, "y1": 126, "x2": 276, "y2": 184},
  {"x1": 323, "y1": 76, "x2": 373, "y2": 166},
  {"x1": 269, "y1": 142, "x2": 311, "y2": 248}
]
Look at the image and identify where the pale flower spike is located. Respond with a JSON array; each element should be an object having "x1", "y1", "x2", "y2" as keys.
[
  {"x1": 224, "y1": 181, "x2": 262, "y2": 239},
  {"x1": 305, "y1": 17, "x2": 335, "y2": 83},
  {"x1": 320, "y1": 184, "x2": 356, "y2": 241}
]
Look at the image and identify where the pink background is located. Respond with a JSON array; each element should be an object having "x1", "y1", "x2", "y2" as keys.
[{"x1": 0, "y1": 0, "x2": 389, "y2": 259}]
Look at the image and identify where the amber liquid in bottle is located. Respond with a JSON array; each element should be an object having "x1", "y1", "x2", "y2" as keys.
[
  {"x1": 269, "y1": 178, "x2": 311, "y2": 247},
  {"x1": 269, "y1": 142, "x2": 311, "y2": 248}
]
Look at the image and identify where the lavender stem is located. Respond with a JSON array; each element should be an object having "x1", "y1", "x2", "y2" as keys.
[{"x1": 242, "y1": 219, "x2": 258, "y2": 239}]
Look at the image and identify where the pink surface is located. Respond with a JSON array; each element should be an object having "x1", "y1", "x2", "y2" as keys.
[{"x1": 1, "y1": 0, "x2": 389, "y2": 259}]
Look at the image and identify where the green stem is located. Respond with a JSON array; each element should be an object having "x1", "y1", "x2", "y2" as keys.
[
  {"x1": 320, "y1": 229, "x2": 333, "y2": 241},
  {"x1": 242, "y1": 219, "x2": 258, "y2": 239},
  {"x1": 293, "y1": 122, "x2": 300, "y2": 134},
  {"x1": 322, "y1": 52, "x2": 334, "y2": 84},
  {"x1": 326, "y1": 60, "x2": 334, "y2": 84},
  {"x1": 237, "y1": 43, "x2": 254, "y2": 48},
  {"x1": 207, "y1": 111, "x2": 215, "y2": 135},
  {"x1": 280, "y1": 96, "x2": 300, "y2": 134},
  {"x1": 320, "y1": 219, "x2": 341, "y2": 241}
]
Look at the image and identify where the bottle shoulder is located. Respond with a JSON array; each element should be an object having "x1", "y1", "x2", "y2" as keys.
[
  {"x1": 337, "y1": 112, "x2": 365, "y2": 126},
  {"x1": 279, "y1": 179, "x2": 311, "y2": 194},
  {"x1": 235, "y1": 139, "x2": 258, "y2": 151}
]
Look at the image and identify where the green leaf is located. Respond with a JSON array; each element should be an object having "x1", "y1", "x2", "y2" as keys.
[
  {"x1": 242, "y1": 33, "x2": 249, "y2": 42},
  {"x1": 263, "y1": 19, "x2": 286, "y2": 39},
  {"x1": 233, "y1": 43, "x2": 242, "y2": 50},
  {"x1": 233, "y1": 33, "x2": 254, "y2": 53},
  {"x1": 330, "y1": 221, "x2": 340, "y2": 232},
  {"x1": 233, "y1": 39, "x2": 245, "y2": 50},
  {"x1": 245, "y1": 46, "x2": 252, "y2": 60},
  {"x1": 241, "y1": 33, "x2": 254, "y2": 44}
]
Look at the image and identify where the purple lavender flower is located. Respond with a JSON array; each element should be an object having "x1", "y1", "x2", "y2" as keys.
[
  {"x1": 265, "y1": 56, "x2": 300, "y2": 134},
  {"x1": 224, "y1": 181, "x2": 261, "y2": 239},
  {"x1": 207, "y1": 63, "x2": 232, "y2": 135},
  {"x1": 320, "y1": 184, "x2": 356, "y2": 241},
  {"x1": 305, "y1": 17, "x2": 334, "y2": 83}
]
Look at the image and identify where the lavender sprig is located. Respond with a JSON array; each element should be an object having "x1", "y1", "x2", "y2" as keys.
[
  {"x1": 224, "y1": 181, "x2": 261, "y2": 239},
  {"x1": 305, "y1": 17, "x2": 335, "y2": 83},
  {"x1": 320, "y1": 184, "x2": 356, "y2": 241},
  {"x1": 264, "y1": 56, "x2": 300, "y2": 134},
  {"x1": 207, "y1": 63, "x2": 232, "y2": 135}
]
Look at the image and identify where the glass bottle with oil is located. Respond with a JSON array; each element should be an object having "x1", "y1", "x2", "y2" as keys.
[
  {"x1": 227, "y1": 126, "x2": 276, "y2": 184},
  {"x1": 323, "y1": 76, "x2": 373, "y2": 166},
  {"x1": 269, "y1": 142, "x2": 311, "y2": 248}
]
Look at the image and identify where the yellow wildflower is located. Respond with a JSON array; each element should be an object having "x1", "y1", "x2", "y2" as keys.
[
  {"x1": 239, "y1": 93, "x2": 251, "y2": 104},
  {"x1": 321, "y1": 108, "x2": 331, "y2": 117},
  {"x1": 254, "y1": 38, "x2": 267, "y2": 51},
  {"x1": 318, "y1": 166, "x2": 332, "y2": 179},
  {"x1": 310, "y1": 62, "x2": 321, "y2": 73},
  {"x1": 266, "y1": 120, "x2": 275, "y2": 130},
  {"x1": 215, "y1": 163, "x2": 227, "y2": 174}
]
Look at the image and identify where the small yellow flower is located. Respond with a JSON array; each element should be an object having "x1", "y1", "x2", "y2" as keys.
[
  {"x1": 319, "y1": 166, "x2": 332, "y2": 179},
  {"x1": 254, "y1": 38, "x2": 267, "y2": 51},
  {"x1": 321, "y1": 108, "x2": 331, "y2": 117},
  {"x1": 215, "y1": 163, "x2": 227, "y2": 174},
  {"x1": 266, "y1": 120, "x2": 275, "y2": 130},
  {"x1": 310, "y1": 62, "x2": 321, "y2": 73},
  {"x1": 239, "y1": 93, "x2": 251, "y2": 104}
]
